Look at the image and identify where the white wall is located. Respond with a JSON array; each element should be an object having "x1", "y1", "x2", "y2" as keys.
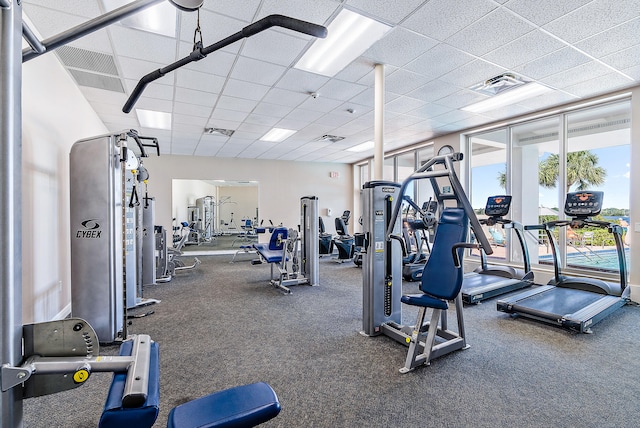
[
  {"x1": 22, "y1": 54, "x2": 108, "y2": 323},
  {"x1": 142, "y1": 155, "x2": 353, "y2": 237}
]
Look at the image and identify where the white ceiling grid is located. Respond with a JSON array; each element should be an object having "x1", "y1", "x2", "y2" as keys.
[{"x1": 21, "y1": 0, "x2": 640, "y2": 163}]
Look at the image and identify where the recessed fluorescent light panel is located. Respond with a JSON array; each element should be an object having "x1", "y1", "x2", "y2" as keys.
[
  {"x1": 295, "y1": 9, "x2": 391, "y2": 77},
  {"x1": 462, "y1": 82, "x2": 553, "y2": 113},
  {"x1": 347, "y1": 141, "x2": 374, "y2": 152},
  {"x1": 260, "y1": 128, "x2": 297, "y2": 142},
  {"x1": 136, "y1": 109, "x2": 171, "y2": 130},
  {"x1": 102, "y1": 0, "x2": 177, "y2": 37}
]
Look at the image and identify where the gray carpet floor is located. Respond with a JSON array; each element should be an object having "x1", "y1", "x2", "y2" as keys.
[{"x1": 24, "y1": 254, "x2": 640, "y2": 427}]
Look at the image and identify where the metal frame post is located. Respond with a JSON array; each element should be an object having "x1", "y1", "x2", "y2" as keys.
[{"x1": 1, "y1": 1, "x2": 23, "y2": 426}]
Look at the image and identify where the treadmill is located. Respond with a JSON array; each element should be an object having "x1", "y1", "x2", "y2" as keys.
[
  {"x1": 497, "y1": 191, "x2": 629, "y2": 333},
  {"x1": 461, "y1": 195, "x2": 534, "y2": 304}
]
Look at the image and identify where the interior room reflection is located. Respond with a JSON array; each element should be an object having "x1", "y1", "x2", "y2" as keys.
[{"x1": 172, "y1": 179, "x2": 259, "y2": 252}]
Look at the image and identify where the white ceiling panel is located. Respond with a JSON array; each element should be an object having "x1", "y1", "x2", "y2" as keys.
[
  {"x1": 482, "y1": 30, "x2": 565, "y2": 70},
  {"x1": 504, "y1": 0, "x2": 592, "y2": 26},
  {"x1": 542, "y1": 0, "x2": 640, "y2": 44},
  {"x1": 402, "y1": 0, "x2": 497, "y2": 41},
  {"x1": 23, "y1": 0, "x2": 640, "y2": 163},
  {"x1": 445, "y1": 8, "x2": 535, "y2": 56},
  {"x1": 346, "y1": 0, "x2": 424, "y2": 24}
]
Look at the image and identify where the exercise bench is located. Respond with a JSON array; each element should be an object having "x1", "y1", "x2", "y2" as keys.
[{"x1": 100, "y1": 339, "x2": 281, "y2": 428}]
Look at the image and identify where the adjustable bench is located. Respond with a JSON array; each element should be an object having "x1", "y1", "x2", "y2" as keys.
[{"x1": 100, "y1": 340, "x2": 281, "y2": 428}]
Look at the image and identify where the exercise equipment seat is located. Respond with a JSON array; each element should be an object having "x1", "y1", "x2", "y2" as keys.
[
  {"x1": 101, "y1": 341, "x2": 281, "y2": 428},
  {"x1": 318, "y1": 217, "x2": 334, "y2": 255},
  {"x1": 399, "y1": 208, "x2": 470, "y2": 373},
  {"x1": 167, "y1": 382, "x2": 281, "y2": 428},
  {"x1": 253, "y1": 226, "x2": 288, "y2": 263},
  {"x1": 332, "y1": 217, "x2": 354, "y2": 261}
]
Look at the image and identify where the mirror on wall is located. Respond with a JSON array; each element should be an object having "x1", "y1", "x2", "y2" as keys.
[{"x1": 172, "y1": 179, "x2": 259, "y2": 251}]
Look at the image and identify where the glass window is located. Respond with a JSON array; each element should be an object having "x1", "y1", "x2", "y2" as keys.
[
  {"x1": 384, "y1": 156, "x2": 395, "y2": 181},
  {"x1": 563, "y1": 101, "x2": 630, "y2": 273}
]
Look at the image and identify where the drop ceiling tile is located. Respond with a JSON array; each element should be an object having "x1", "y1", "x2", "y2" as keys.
[
  {"x1": 602, "y1": 45, "x2": 640, "y2": 71},
  {"x1": 514, "y1": 47, "x2": 591, "y2": 80},
  {"x1": 407, "y1": 80, "x2": 461, "y2": 103},
  {"x1": 201, "y1": 0, "x2": 262, "y2": 22},
  {"x1": 541, "y1": 61, "x2": 615, "y2": 89},
  {"x1": 346, "y1": 0, "x2": 424, "y2": 24},
  {"x1": 363, "y1": 28, "x2": 439, "y2": 68},
  {"x1": 482, "y1": 30, "x2": 565, "y2": 69},
  {"x1": 285, "y1": 108, "x2": 326, "y2": 123},
  {"x1": 205, "y1": 119, "x2": 242, "y2": 132},
  {"x1": 404, "y1": 44, "x2": 475, "y2": 80},
  {"x1": 171, "y1": 123, "x2": 204, "y2": 136},
  {"x1": 111, "y1": 27, "x2": 178, "y2": 64},
  {"x1": 230, "y1": 56, "x2": 288, "y2": 86},
  {"x1": 251, "y1": 102, "x2": 293, "y2": 118},
  {"x1": 318, "y1": 80, "x2": 368, "y2": 102},
  {"x1": 562, "y1": 72, "x2": 636, "y2": 98},
  {"x1": 385, "y1": 69, "x2": 434, "y2": 95},
  {"x1": 134, "y1": 97, "x2": 173, "y2": 113},
  {"x1": 195, "y1": 142, "x2": 227, "y2": 156},
  {"x1": 123, "y1": 80, "x2": 175, "y2": 103},
  {"x1": 402, "y1": 0, "x2": 497, "y2": 41},
  {"x1": 222, "y1": 79, "x2": 270, "y2": 101},
  {"x1": 504, "y1": 0, "x2": 592, "y2": 26},
  {"x1": 335, "y1": 59, "x2": 376, "y2": 83},
  {"x1": 348, "y1": 88, "x2": 400, "y2": 107},
  {"x1": 446, "y1": 8, "x2": 535, "y2": 57},
  {"x1": 236, "y1": 122, "x2": 271, "y2": 135},
  {"x1": 119, "y1": 56, "x2": 166, "y2": 82},
  {"x1": 276, "y1": 68, "x2": 330, "y2": 93},
  {"x1": 240, "y1": 31, "x2": 310, "y2": 66},
  {"x1": 256, "y1": 0, "x2": 338, "y2": 29},
  {"x1": 297, "y1": 97, "x2": 343, "y2": 113},
  {"x1": 542, "y1": 0, "x2": 640, "y2": 44},
  {"x1": 244, "y1": 113, "x2": 280, "y2": 127},
  {"x1": 438, "y1": 60, "x2": 508, "y2": 88},
  {"x1": 173, "y1": 102, "x2": 213, "y2": 118},
  {"x1": 216, "y1": 95, "x2": 260, "y2": 113},
  {"x1": 574, "y1": 18, "x2": 640, "y2": 58},
  {"x1": 262, "y1": 88, "x2": 309, "y2": 107},
  {"x1": 622, "y1": 65, "x2": 640, "y2": 80},
  {"x1": 173, "y1": 112, "x2": 208, "y2": 127},
  {"x1": 433, "y1": 90, "x2": 488, "y2": 110},
  {"x1": 385, "y1": 96, "x2": 427, "y2": 114},
  {"x1": 276, "y1": 117, "x2": 315, "y2": 130},
  {"x1": 80, "y1": 86, "x2": 127, "y2": 105},
  {"x1": 174, "y1": 68, "x2": 226, "y2": 93},
  {"x1": 174, "y1": 87, "x2": 218, "y2": 107}
]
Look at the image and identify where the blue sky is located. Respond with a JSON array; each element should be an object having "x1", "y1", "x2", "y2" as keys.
[{"x1": 471, "y1": 145, "x2": 630, "y2": 210}]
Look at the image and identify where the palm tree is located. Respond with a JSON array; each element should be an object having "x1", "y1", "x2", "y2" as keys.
[
  {"x1": 498, "y1": 150, "x2": 606, "y2": 191},
  {"x1": 540, "y1": 151, "x2": 606, "y2": 193}
]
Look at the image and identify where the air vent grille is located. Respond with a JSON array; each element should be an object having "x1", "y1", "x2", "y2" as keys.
[
  {"x1": 57, "y1": 46, "x2": 119, "y2": 75},
  {"x1": 205, "y1": 128, "x2": 235, "y2": 137},
  {"x1": 317, "y1": 134, "x2": 345, "y2": 143},
  {"x1": 68, "y1": 69, "x2": 125, "y2": 93}
]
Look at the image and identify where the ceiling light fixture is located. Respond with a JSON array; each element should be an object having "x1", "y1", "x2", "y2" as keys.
[
  {"x1": 136, "y1": 109, "x2": 171, "y2": 130},
  {"x1": 462, "y1": 82, "x2": 553, "y2": 113},
  {"x1": 260, "y1": 128, "x2": 297, "y2": 142},
  {"x1": 347, "y1": 140, "x2": 374, "y2": 152},
  {"x1": 295, "y1": 9, "x2": 391, "y2": 77},
  {"x1": 204, "y1": 127, "x2": 235, "y2": 137}
]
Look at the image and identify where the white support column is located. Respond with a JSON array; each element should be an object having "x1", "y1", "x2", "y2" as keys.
[
  {"x1": 629, "y1": 88, "x2": 640, "y2": 303},
  {"x1": 373, "y1": 63, "x2": 384, "y2": 180}
]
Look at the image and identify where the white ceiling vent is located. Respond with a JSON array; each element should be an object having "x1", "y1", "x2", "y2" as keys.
[
  {"x1": 471, "y1": 73, "x2": 526, "y2": 96},
  {"x1": 57, "y1": 46, "x2": 124, "y2": 93},
  {"x1": 57, "y1": 46, "x2": 119, "y2": 75},
  {"x1": 316, "y1": 134, "x2": 345, "y2": 143},
  {"x1": 68, "y1": 69, "x2": 125, "y2": 93},
  {"x1": 205, "y1": 127, "x2": 235, "y2": 137}
]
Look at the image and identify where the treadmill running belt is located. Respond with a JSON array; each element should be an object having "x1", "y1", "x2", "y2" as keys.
[{"x1": 516, "y1": 287, "x2": 603, "y2": 316}]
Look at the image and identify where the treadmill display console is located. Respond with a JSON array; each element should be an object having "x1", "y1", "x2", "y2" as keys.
[
  {"x1": 564, "y1": 191, "x2": 603, "y2": 217},
  {"x1": 485, "y1": 195, "x2": 511, "y2": 217}
]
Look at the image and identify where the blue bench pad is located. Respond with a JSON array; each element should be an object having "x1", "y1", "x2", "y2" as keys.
[
  {"x1": 99, "y1": 341, "x2": 160, "y2": 428},
  {"x1": 252, "y1": 244, "x2": 283, "y2": 264},
  {"x1": 167, "y1": 382, "x2": 281, "y2": 428},
  {"x1": 401, "y1": 293, "x2": 449, "y2": 310}
]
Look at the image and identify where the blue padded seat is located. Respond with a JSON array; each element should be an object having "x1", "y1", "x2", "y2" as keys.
[
  {"x1": 253, "y1": 227, "x2": 288, "y2": 263},
  {"x1": 167, "y1": 382, "x2": 281, "y2": 428},
  {"x1": 400, "y1": 294, "x2": 448, "y2": 310},
  {"x1": 402, "y1": 208, "x2": 468, "y2": 307},
  {"x1": 99, "y1": 340, "x2": 160, "y2": 428}
]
